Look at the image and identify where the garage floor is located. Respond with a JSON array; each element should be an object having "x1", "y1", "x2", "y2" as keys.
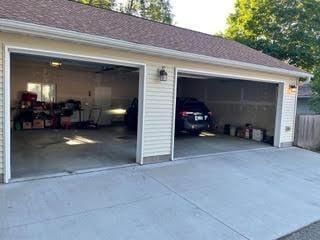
[
  {"x1": 12, "y1": 128, "x2": 272, "y2": 179},
  {"x1": 11, "y1": 126, "x2": 137, "y2": 178},
  {"x1": 174, "y1": 132, "x2": 272, "y2": 158},
  {"x1": 2, "y1": 148, "x2": 320, "y2": 240}
]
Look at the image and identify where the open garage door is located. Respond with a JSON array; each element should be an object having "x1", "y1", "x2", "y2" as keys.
[
  {"x1": 173, "y1": 71, "x2": 282, "y2": 159},
  {"x1": 9, "y1": 52, "x2": 144, "y2": 180}
]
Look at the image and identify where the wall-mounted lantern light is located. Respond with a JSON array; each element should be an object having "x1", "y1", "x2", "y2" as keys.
[
  {"x1": 159, "y1": 66, "x2": 168, "y2": 81},
  {"x1": 50, "y1": 60, "x2": 62, "y2": 68},
  {"x1": 289, "y1": 84, "x2": 297, "y2": 93}
]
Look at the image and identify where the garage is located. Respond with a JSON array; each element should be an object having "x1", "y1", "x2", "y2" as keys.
[
  {"x1": 10, "y1": 52, "x2": 143, "y2": 179},
  {"x1": 173, "y1": 71, "x2": 284, "y2": 159},
  {"x1": 0, "y1": 0, "x2": 313, "y2": 183}
]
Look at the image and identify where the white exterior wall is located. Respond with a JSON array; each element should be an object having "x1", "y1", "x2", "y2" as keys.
[
  {"x1": 143, "y1": 64, "x2": 175, "y2": 158},
  {"x1": 280, "y1": 80, "x2": 298, "y2": 145},
  {"x1": 0, "y1": 32, "x2": 300, "y2": 180}
]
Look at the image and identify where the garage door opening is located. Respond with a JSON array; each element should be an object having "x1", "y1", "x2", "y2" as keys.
[
  {"x1": 10, "y1": 53, "x2": 142, "y2": 179},
  {"x1": 173, "y1": 72, "x2": 280, "y2": 159}
]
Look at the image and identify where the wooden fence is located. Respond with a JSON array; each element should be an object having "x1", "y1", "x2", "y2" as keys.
[{"x1": 294, "y1": 115, "x2": 320, "y2": 149}]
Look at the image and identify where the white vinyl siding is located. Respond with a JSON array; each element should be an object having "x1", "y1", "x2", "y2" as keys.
[
  {"x1": 143, "y1": 64, "x2": 175, "y2": 157},
  {"x1": 280, "y1": 80, "x2": 298, "y2": 144},
  {"x1": 0, "y1": 43, "x2": 3, "y2": 175}
]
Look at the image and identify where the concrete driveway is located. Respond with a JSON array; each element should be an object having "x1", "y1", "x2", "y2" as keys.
[{"x1": 1, "y1": 147, "x2": 320, "y2": 240}]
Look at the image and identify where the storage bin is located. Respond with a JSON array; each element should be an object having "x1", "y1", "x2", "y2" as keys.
[
  {"x1": 252, "y1": 129, "x2": 264, "y2": 142},
  {"x1": 230, "y1": 126, "x2": 237, "y2": 137}
]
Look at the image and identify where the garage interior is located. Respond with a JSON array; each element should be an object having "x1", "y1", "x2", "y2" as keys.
[
  {"x1": 174, "y1": 73, "x2": 278, "y2": 158},
  {"x1": 10, "y1": 53, "x2": 140, "y2": 178}
]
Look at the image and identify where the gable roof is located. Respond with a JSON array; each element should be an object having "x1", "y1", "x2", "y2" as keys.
[{"x1": 0, "y1": 0, "x2": 309, "y2": 76}]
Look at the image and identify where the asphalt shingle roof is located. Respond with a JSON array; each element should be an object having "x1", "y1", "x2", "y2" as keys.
[{"x1": 0, "y1": 0, "x2": 306, "y2": 74}]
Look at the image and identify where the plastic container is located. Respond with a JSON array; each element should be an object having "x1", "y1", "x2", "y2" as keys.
[
  {"x1": 230, "y1": 126, "x2": 237, "y2": 137},
  {"x1": 252, "y1": 129, "x2": 264, "y2": 142}
]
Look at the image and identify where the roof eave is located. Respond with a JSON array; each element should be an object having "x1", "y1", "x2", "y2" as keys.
[{"x1": 0, "y1": 19, "x2": 313, "y2": 79}]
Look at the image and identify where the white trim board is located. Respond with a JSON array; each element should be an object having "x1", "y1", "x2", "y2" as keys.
[
  {"x1": 274, "y1": 83, "x2": 285, "y2": 147},
  {"x1": 4, "y1": 45, "x2": 146, "y2": 183},
  {"x1": 177, "y1": 68, "x2": 287, "y2": 84},
  {"x1": 6, "y1": 46, "x2": 145, "y2": 68},
  {"x1": 136, "y1": 66, "x2": 147, "y2": 165},
  {"x1": 0, "y1": 19, "x2": 313, "y2": 79},
  {"x1": 170, "y1": 68, "x2": 178, "y2": 160},
  {"x1": 3, "y1": 46, "x2": 11, "y2": 183}
]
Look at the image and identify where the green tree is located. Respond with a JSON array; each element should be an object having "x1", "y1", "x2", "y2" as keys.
[
  {"x1": 72, "y1": 0, "x2": 173, "y2": 24},
  {"x1": 74, "y1": 0, "x2": 116, "y2": 9},
  {"x1": 121, "y1": 0, "x2": 173, "y2": 24},
  {"x1": 225, "y1": 0, "x2": 320, "y2": 112},
  {"x1": 225, "y1": 0, "x2": 320, "y2": 71}
]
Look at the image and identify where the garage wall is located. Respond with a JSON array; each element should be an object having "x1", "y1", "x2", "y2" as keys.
[
  {"x1": 178, "y1": 78, "x2": 278, "y2": 136},
  {"x1": 11, "y1": 59, "x2": 139, "y2": 122},
  {"x1": 0, "y1": 32, "x2": 301, "y2": 180}
]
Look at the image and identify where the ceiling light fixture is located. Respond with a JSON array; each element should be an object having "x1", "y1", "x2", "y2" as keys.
[{"x1": 50, "y1": 60, "x2": 62, "y2": 68}]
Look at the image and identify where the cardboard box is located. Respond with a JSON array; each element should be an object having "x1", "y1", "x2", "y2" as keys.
[
  {"x1": 45, "y1": 119, "x2": 52, "y2": 128},
  {"x1": 33, "y1": 119, "x2": 44, "y2": 129},
  {"x1": 61, "y1": 116, "x2": 71, "y2": 124},
  {"x1": 23, "y1": 122, "x2": 32, "y2": 130}
]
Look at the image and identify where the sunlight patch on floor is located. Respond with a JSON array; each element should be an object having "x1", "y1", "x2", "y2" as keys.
[
  {"x1": 64, "y1": 136, "x2": 101, "y2": 145},
  {"x1": 199, "y1": 131, "x2": 216, "y2": 137}
]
